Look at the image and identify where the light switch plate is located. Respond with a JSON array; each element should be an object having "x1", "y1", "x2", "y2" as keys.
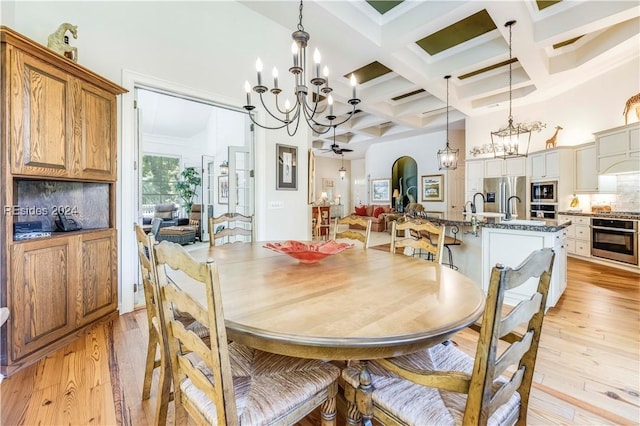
[{"x1": 268, "y1": 201, "x2": 284, "y2": 209}]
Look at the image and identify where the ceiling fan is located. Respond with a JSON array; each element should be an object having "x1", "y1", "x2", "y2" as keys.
[{"x1": 317, "y1": 126, "x2": 353, "y2": 155}]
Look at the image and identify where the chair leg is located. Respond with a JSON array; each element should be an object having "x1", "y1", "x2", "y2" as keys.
[
  {"x1": 142, "y1": 327, "x2": 159, "y2": 400},
  {"x1": 155, "y1": 360, "x2": 171, "y2": 426},
  {"x1": 444, "y1": 245, "x2": 458, "y2": 270},
  {"x1": 320, "y1": 381, "x2": 338, "y2": 426},
  {"x1": 343, "y1": 380, "x2": 361, "y2": 425}
]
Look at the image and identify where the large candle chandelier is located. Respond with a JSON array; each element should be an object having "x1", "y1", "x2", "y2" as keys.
[
  {"x1": 437, "y1": 75, "x2": 458, "y2": 170},
  {"x1": 490, "y1": 20, "x2": 543, "y2": 158},
  {"x1": 243, "y1": 0, "x2": 361, "y2": 136}
]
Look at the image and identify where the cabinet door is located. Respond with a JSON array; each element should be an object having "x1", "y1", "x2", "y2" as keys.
[
  {"x1": 466, "y1": 161, "x2": 484, "y2": 192},
  {"x1": 10, "y1": 237, "x2": 77, "y2": 361},
  {"x1": 530, "y1": 153, "x2": 546, "y2": 179},
  {"x1": 77, "y1": 230, "x2": 118, "y2": 326},
  {"x1": 575, "y1": 145, "x2": 597, "y2": 192},
  {"x1": 72, "y1": 81, "x2": 117, "y2": 180},
  {"x1": 544, "y1": 151, "x2": 560, "y2": 178},
  {"x1": 484, "y1": 159, "x2": 504, "y2": 177},
  {"x1": 9, "y1": 49, "x2": 72, "y2": 177},
  {"x1": 505, "y1": 157, "x2": 526, "y2": 176}
]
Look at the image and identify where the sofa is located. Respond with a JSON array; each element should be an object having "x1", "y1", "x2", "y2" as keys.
[{"x1": 351, "y1": 204, "x2": 392, "y2": 232}]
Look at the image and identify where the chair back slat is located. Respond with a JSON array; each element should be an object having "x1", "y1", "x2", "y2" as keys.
[
  {"x1": 208, "y1": 213, "x2": 253, "y2": 247},
  {"x1": 333, "y1": 215, "x2": 372, "y2": 248},
  {"x1": 152, "y1": 240, "x2": 238, "y2": 425},
  {"x1": 499, "y1": 293, "x2": 542, "y2": 338},
  {"x1": 391, "y1": 219, "x2": 445, "y2": 263},
  {"x1": 464, "y1": 247, "x2": 554, "y2": 426}
]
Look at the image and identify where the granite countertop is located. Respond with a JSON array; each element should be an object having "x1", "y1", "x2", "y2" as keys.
[
  {"x1": 558, "y1": 211, "x2": 640, "y2": 220},
  {"x1": 404, "y1": 211, "x2": 570, "y2": 232}
]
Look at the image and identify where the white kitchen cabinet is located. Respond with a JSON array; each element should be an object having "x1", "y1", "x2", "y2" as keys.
[
  {"x1": 574, "y1": 143, "x2": 597, "y2": 193},
  {"x1": 558, "y1": 214, "x2": 591, "y2": 258},
  {"x1": 466, "y1": 160, "x2": 484, "y2": 193},
  {"x1": 482, "y1": 226, "x2": 567, "y2": 309},
  {"x1": 529, "y1": 147, "x2": 574, "y2": 210},
  {"x1": 595, "y1": 122, "x2": 640, "y2": 174},
  {"x1": 484, "y1": 157, "x2": 526, "y2": 177}
]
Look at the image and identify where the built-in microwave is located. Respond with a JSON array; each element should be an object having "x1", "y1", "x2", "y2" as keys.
[{"x1": 531, "y1": 181, "x2": 557, "y2": 203}]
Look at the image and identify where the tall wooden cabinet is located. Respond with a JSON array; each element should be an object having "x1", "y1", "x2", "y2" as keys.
[{"x1": 1, "y1": 27, "x2": 126, "y2": 375}]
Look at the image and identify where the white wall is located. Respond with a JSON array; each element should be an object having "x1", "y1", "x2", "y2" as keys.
[
  {"x1": 466, "y1": 58, "x2": 640, "y2": 154},
  {"x1": 365, "y1": 129, "x2": 465, "y2": 212}
]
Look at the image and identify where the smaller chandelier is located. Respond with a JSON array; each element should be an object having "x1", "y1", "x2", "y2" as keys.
[
  {"x1": 438, "y1": 75, "x2": 458, "y2": 170},
  {"x1": 490, "y1": 20, "x2": 543, "y2": 159},
  {"x1": 339, "y1": 155, "x2": 346, "y2": 180},
  {"x1": 219, "y1": 160, "x2": 229, "y2": 175},
  {"x1": 243, "y1": 0, "x2": 361, "y2": 137}
]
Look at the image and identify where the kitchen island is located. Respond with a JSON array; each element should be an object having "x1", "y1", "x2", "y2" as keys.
[{"x1": 411, "y1": 211, "x2": 570, "y2": 308}]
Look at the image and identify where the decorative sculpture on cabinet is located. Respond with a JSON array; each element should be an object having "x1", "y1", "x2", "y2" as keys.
[
  {"x1": 623, "y1": 93, "x2": 640, "y2": 124},
  {"x1": 545, "y1": 126, "x2": 563, "y2": 149},
  {"x1": 47, "y1": 23, "x2": 78, "y2": 62}
]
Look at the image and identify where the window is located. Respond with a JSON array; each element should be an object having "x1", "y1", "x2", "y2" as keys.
[{"x1": 141, "y1": 154, "x2": 180, "y2": 214}]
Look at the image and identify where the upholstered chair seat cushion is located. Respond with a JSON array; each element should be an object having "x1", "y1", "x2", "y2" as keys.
[
  {"x1": 342, "y1": 343, "x2": 520, "y2": 426},
  {"x1": 181, "y1": 342, "x2": 339, "y2": 425}
]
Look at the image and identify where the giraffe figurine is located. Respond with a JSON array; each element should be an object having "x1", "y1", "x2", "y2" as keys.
[
  {"x1": 623, "y1": 93, "x2": 640, "y2": 124},
  {"x1": 545, "y1": 126, "x2": 563, "y2": 149}
]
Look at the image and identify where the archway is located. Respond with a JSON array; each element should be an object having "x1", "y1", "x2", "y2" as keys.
[{"x1": 392, "y1": 156, "x2": 418, "y2": 212}]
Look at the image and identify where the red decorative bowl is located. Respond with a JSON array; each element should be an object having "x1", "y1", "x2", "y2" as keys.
[{"x1": 263, "y1": 240, "x2": 353, "y2": 263}]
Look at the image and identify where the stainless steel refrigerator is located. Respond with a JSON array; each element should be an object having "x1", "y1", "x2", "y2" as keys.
[{"x1": 483, "y1": 176, "x2": 526, "y2": 218}]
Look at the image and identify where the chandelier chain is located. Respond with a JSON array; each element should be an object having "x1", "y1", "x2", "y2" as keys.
[
  {"x1": 508, "y1": 21, "x2": 513, "y2": 122},
  {"x1": 446, "y1": 76, "x2": 449, "y2": 144},
  {"x1": 298, "y1": 0, "x2": 304, "y2": 31}
]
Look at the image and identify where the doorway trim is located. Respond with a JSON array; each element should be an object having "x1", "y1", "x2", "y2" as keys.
[{"x1": 120, "y1": 70, "x2": 243, "y2": 313}]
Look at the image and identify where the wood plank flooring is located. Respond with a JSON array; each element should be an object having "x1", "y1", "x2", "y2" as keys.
[{"x1": 1, "y1": 257, "x2": 638, "y2": 425}]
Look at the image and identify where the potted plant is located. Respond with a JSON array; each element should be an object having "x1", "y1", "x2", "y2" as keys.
[{"x1": 174, "y1": 166, "x2": 202, "y2": 216}]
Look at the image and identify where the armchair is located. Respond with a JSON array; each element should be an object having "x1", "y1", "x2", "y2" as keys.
[{"x1": 153, "y1": 203, "x2": 178, "y2": 226}]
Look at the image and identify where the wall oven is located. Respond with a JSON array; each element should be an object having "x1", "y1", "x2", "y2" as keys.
[
  {"x1": 591, "y1": 218, "x2": 638, "y2": 265},
  {"x1": 531, "y1": 181, "x2": 557, "y2": 203},
  {"x1": 530, "y1": 203, "x2": 557, "y2": 219}
]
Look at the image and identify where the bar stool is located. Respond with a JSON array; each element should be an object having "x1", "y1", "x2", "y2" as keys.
[{"x1": 442, "y1": 225, "x2": 461, "y2": 270}]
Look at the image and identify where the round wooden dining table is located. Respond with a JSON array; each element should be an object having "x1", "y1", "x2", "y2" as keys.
[{"x1": 176, "y1": 241, "x2": 485, "y2": 361}]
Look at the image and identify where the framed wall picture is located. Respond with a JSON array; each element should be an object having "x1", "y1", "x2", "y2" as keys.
[
  {"x1": 422, "y1": 174, "x2": 444, "y2": 202},
  {"x1": 370, "y1": 178, "x2": 391, "y2": 203},
  {"x1": 218, "y1": 175, "x2": 229, "y2": 204},
  {"x1": 308, "y1": 149, "x2": 315, "y2": 204},
  {"x1": 322, "y1": 178, "x2": 335, "y2": 189},
  {"x1": 277, "y1": 144, "x2": 297, "y2": 190}
]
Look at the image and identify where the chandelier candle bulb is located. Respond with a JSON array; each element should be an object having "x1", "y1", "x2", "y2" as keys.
[
  {"x1": 291, "y1": 42, "x2": 298, "y2": 68},
  {"x1": 350, "y1": 74, "x2": 357, "y2": 100},
  {"x1": 256, "y1": 58, "x2": 263, "y2": 86},
  {"x1": 244, "y1": 81, "x2": 252, "y2": 106},
  {"x1": 272, "y1": 67, "x2": 279, "y2": 88},
  {"x1": 314, "y1": 48, "x2": 321, "y2": 78},
  {"x1": 323, "y1": 66, "x2": 329, "y2": 86},
  {"x1": 328, "y1": 95, "x2": 334, "y2": 116}
]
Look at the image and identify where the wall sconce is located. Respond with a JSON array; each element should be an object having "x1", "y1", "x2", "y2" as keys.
[
  {"x1": 220, "y1": 160, "x2": 229, "y2": 175},
  {"x1": 339, "y1": 154, "x2": 346, "y2": 180}
]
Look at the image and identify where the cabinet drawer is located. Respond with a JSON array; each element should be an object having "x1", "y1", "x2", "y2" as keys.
[
  {"x1": 573, "y1": 216, "x2": 590, "y2": 226},
  {"x1": 565, "y1": 239, "x2": 576, "y2": 254},
  {"x1": 564, "y1": 225, "x2": 575, "y2": 238},
  {"x1": 575, "y1": 241, "x2": 591, "y2": 257},
  {"x1": 575, "y1": 225, "x2": 591, "y2": 240}
]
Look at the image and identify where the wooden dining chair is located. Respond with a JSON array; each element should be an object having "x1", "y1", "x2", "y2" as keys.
[
  {"x1": 332, "y1": 214, "x2": 372, "y2": 248},
  {"x1": 341, "y1": 247, "x2": 555, "y2": 426},
  {"x1": 390, "y1": 218, "x2": 445, "y2": 264},
  {"x1": 135, "y1": 224, "x2": 209, "y2": 425},
  {"x1": 151, "y1": 239, "x2": 341, "y2": 426},
  {"x1": 208, "y1": 212, "x2": 252, "y2": 247}
]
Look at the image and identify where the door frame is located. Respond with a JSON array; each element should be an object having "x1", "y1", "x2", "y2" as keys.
[{"x1": 120, "y1": 70, "x2": 243, "y2": 313}]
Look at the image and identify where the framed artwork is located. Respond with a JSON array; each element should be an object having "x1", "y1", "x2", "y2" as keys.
[
  {"x1": 277, "y1": 144, "x2": 297, "y2": 190},
  {"x1": 370, "y1": 178, "x2": 391, "y2": 203},
  {"x1": 425, "y1": 211, "x2": 444, "y2": 219},
  {"x1": 308, "y1": 149, "x2": 315, "y2": 204},
  {"x1": 322, "y1": 178, "x2": 335, "y2": 189},
  {"x1": 422, "y1": 174, "x2": 444, "y2": 202},
  {"x1": 218, "y1": 175, "x2": 229, "y2": 204}
]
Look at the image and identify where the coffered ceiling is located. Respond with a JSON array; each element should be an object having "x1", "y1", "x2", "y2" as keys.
[{"x1": 240, "y1": 0, "x2": 640, "y2": 159}]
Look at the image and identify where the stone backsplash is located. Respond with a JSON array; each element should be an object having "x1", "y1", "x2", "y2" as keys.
[
  {"x1": 616, "y1": 173, "x2": 640, "y2": 212},
  {"x1": 13, "y1": 180, "x2": 110, "y2": 231}
]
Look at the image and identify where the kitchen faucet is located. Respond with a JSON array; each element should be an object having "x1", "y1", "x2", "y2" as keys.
[
  {"x1": 463, "y1": 201, "x2": 473, "y2": 213},
  {"x1": 471, "y1": 192, "x2": 485, "y2": 214},
  {"x1": 506, "y1": 195, "x2": 521, "y2": 220}
]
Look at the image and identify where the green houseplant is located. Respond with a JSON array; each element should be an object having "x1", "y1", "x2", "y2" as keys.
[{"x1": 174, "y1": 166, "x2": 202, "y2": 216}]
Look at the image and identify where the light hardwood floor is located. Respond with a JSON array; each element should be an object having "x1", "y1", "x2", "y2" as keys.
[{"x1": 1, "y1": 256, "x2": 638, "y2": 425}]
